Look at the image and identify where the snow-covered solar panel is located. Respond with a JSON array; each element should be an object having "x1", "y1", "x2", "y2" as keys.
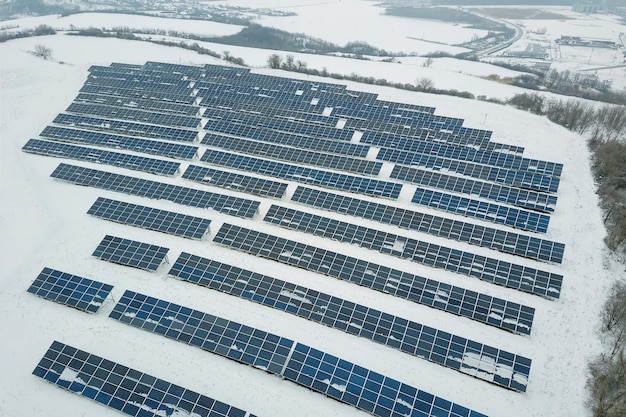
[
  {"x1": 109, "y1": 290, "x2": 489, "y2": 417},
  {"x1": 213, "y1": 223, "x2": 535, "y2": 333},
  {"x1": 201, "y1": 134, "x2": 381, "y2": 176},
  {"x1": 22, "y1": 139, "x2": 180, "y2": 176},
  {"x1": 53, "y1": 113, "x2": 198, "y2": 143},
  {"x1": 66, "y1": 102, "x2": 201, "y2": 129},
  {"x1": 291, "y1": 186, "x2": 563, "y2": 262},
  {"x1": 74, "y1": 93, "x2": 200, "y2": 116},
  {"x1": 33, "y1": 341, "x2": 257, "y2": 417},
  {"x1": 50, "y1": 163, "x2": 260, "y2": 219},
  {"x1": 27, "y1": 268, "x2": 112, "y2": 313},
  {"x1": 378, "y1": 149, "x2": 560, "y2": 193},
  {"x1": 88, "y1": 197, "x2": 211, "y2": 240},
  {"x1": 79, "y1": 84, "x2": 197, "y2": 105},
  {"x1": 182, "y1": 165, "x2": 288, "y2": 199},
  {"x1": 39, "y1": 126, "x2": 198, "y2": 160},
  {"x1": 393, "y1": 165, "x2": 557, "y2": 213},
  {"x1": 92, "y1": 235, "x2": 169, "y2": 272},
  {"x1": 412, "y1": 188, "x2": 552, "y2": 234},
  {"x1": 200, "y1": 149, "x2": 402, "y2": 199},
  {"x1": 169, "y1": 252, "x2": 531, "y2": 391}
]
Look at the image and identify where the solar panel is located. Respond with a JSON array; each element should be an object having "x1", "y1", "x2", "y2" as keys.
[
  {"x1": 74, "y1": 93, "x2": 200, "y2": 116},
  {"x1": 201, "y1": 124, "x2": 367, "y2": 157},
  {"x1": 392, "y1": 165, "x2": 557, "y2": 213},
  {"x1": 213, "y1": 224, "x2": 534, "y2": 333},
  {"x1": 182, "y1": 165, "x2": 288, "y2": 199},
  {"x1": 79, "y1": 84, "x2": 197, "y2": 105},
  {"x1": 412, "y1": 188, "x2": 551, "y2": 233},
  {"x1": 365, "y1": 140, "x2": 562, "y2": 177},
  {"x1": 66, "y1": 102, "x2": 201, "y2": 129},
  {"x1": 202, "y1": 110, "x2": 356, "y2": 142},
  {"x1": 27, "y1": 267, "x2": 112, "y2": 313},
  {"x1": 53, "y1": 113, "x2": 198, "y2": 143},
  {"x1": 88, "y1": 197, "x2": 211, "y2": 239},
  {"x1": 263, "y1": 205, "x2": 562, "y2": 297},
  {"x1": 22, "y1": 139, "x2": 180, "y2": 176},
  {"x1": 110, "y1": 290, "x2": 489, "y2": 417},
  {"x1": 33, "y1": 341, "x2": 257, "y2": 417},
  {"x1": 291, "y1": 186, "x2": 563, "y2": 262},
  {"x1": 201, "y1": 133, "x2": 381, "y2": 176},
  {"x1": 39, "y1": 126, "x2": 198, "y2": 160},
  {"x1": 377, "y1": 148, "x2": 560, "y2": 194},
  {"x1": 200, "y1": 149, "x2": 402, "y2": 199},
  {"x1": 169, "y1": 252, "x2": 531, "y2": 391},
  {"x1": 50, "y1": 163, "x2": 260, "y2": 219},
  {"x1": 84, "y1": 77, "x2": 192, "y2": 95},
  {"x1": 92, "y1": 235, "x2": 169, "y2": 272}
]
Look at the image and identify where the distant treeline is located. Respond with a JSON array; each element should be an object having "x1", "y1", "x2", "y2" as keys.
[
  {"x1": 0, "y1": 25, "x2": 56, "y2": 43},
  {"x1": 433, "y1": 0, "x2": 574, "y2": 4}
]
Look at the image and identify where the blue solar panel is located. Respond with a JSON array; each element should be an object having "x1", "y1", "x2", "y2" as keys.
[
  {"x1": 92, "y1": 235, "x2": 169, "y2": 272},
  {"x1": 392, "y1": 166, "x2": 557, "y2": 213},
  {"x1": 169, "y1": 252, "x2": 531, "y2": 391},
  {"x1": 377, "y1": 148, "x2": 560, "y2": 194},
  {"x1": 201, "y1": 133, "x2": 381, "y2": 176},
  {"x1": 212, "y1": 224, "x2": 535, "y2": 333},
  {"x1": 412, "y1": 188, "x2": 551, "y2": 234},
  {"x1": 66, "y1": 102, "x2": 201, "y2": 129},
  {"x1": 27, "y1": 267, "x2": 112, "y2": 313},
  {"x1": 182, "y1": 165, "x2": 288, "y2": 199},
  {"x1": 365, "y1": 140, "x2": 562, "y2": 177},
  {"x1": 200, "y1": 149, "x2": 402, "y2": 199},
  {"x1": 88, "y1": 197, "x2": 212, "y2": 239},
  {"x1": 263, "y1": 205, "x2": 561, "y2": 297},
  {"x1": 291, "y1": 186, "x2": 564, "y2": 262},
  {"x1": 50, "y1": 163, "x2": 260, "y2": 219},
  {"x1": 74, "y1": 93, "x2": 200, "y2": 116},
  {"x1": 39, "y1": 126, "x2": 198, "y2": 160},
  {"x1": 79, "y1": 84, "x2": 197, "y2": 105},
  {"x1": 53, "y1": 113, "x2": 198, "y2": 143},
  {"x1": 33, "y1": 341, "x2": 257, "y2": 417},
  {"x1": 22, "y1": 139, "x2": 180, "y2": 176},
  {"x1": 202, "y1": 111, "x2": 357, "y2": 143},
  {"x1": 109, "y1": 290, "x2": 489, "y2": 417}
]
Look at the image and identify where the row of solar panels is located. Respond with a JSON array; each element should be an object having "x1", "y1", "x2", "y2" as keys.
[
  {"x1": 27, "y1": 196, "x2": 532, "y2": 394},
  {"x1": 70, "y1": 73, "x2": 562, "y2": 195},
  {"x1": 28, "y1": 222, "x2": 532, "y2": 392},
  {"x1": 25, "y1": 133, "x2": 554, "y2": 263},
  {"x1": 74, "y1": 67, "x2": 556, "y2": 183},
  {"x1": 32, "y1": 192, "x2": 536, "y2": 333},
  {"x1": 43, "y1": 155, "x2": 560, "y2": 268}
]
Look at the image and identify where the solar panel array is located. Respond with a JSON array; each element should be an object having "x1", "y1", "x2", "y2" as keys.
[
  {"x1": 201, "y1": 133, "x2": 381, "y2": 176},
  {"x1": 40, "y1": 126, "x2": 198, "y2": 160},
  {"x1": 216, "y1": 222, "x2": 561, "y2": 299},
  {"x1": 33, "y1": 341, "x2": 257, "y2": 417},
  {"x1": 87, "y1": 197, "x2": 212, "y2": 239},
  {"x1": 22, "y1": 61, "x2": 570, "y2": 417},
  {"x1": 169, "y1": 252, "x2": 531, "y2": 391},
  {"x1": 392, "y1": 165, "x2": 557, "y2": 213},
  {"x1": 291, "y1": 187, "x2": 563, "y2": 262},
  {"x1": 27, "y1": 268, "x2": 113, "y2": 313},
  {"x1": 182, "y1": 165, "x2": 288, "y2": 199},
  {"x1": 110, "y1": 290, "x2": 489, "y2": 416},
  {"x1": 50, "y1": 163, "x2": 260, "y2": 219},
  {"x1": 53, "y1": 113, "x2": 198, "y2": 142},
  {"x1": 200, "y1": 149, "x2": 402, "y2": 199},
  {"x1": 22, "y1": 139, "x2": 180, "y2": 176},
  {"x1": 412, "y1": 188, "x2": 551, "y2": 233},
  {"x1": 92, "y1": 235, "x2": 169, "y2": 272}
]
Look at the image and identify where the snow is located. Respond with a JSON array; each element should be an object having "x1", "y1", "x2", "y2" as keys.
[{"x1": 0, "y1": 6, "x2": 623, "y2": 417}]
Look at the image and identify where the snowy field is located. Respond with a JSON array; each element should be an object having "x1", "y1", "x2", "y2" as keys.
[{"x1": 0, "y1": 30, "x2": 620, "y2": 417}]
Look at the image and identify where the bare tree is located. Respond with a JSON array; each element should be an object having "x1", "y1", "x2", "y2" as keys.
[
  {"x1": 416, "y1": 77, "x2": 434, "y2": 92},
  {"x1": 33, "y1": 44, "x2": 52, "y2": 60},
  {"x1": 422, "y1": 57, "x2": 433, "y2": 68},
  {"x1": 267, "y1": 54, "x2": 282, "y2": 69}
]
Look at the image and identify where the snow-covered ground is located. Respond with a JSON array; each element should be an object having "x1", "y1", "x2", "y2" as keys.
[{"x1": 0, "y1": 5, "x2": 623, "y2": 417}]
